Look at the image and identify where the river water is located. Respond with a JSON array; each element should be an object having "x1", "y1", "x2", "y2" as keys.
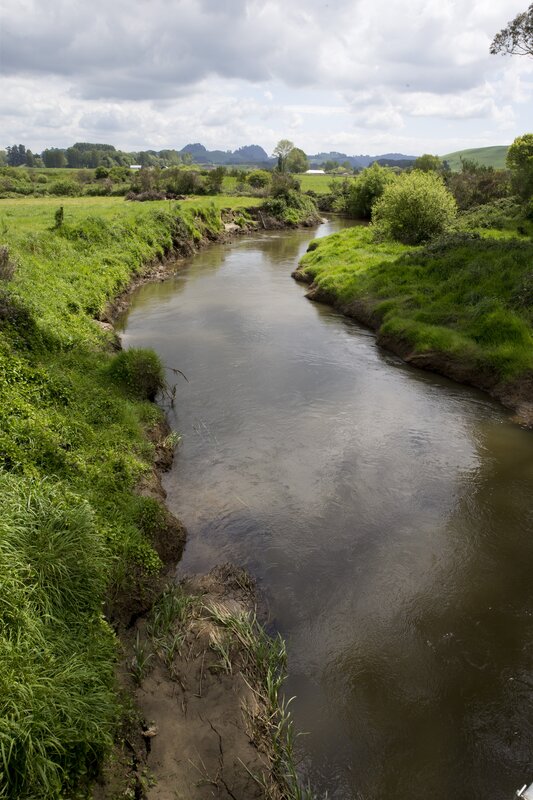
[{"x1": 117, "y1": 218, "x2": 533, "y2": 800}]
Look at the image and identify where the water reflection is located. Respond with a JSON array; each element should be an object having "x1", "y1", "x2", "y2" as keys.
[{"x1": 117, "y1": 219, "x2": 533, "y2": 800}]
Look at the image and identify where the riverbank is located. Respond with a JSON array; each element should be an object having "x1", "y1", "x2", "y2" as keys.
[
  {"x1": 294, "y1": 225, "x2": 533, "y2": 426},
  {"x1": 0, "y1": 196, "x2": 320, "y2": 798}
]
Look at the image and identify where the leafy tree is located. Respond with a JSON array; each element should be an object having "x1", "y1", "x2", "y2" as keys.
[
  {"x1": 372, "y1": 170, "x2": 457, "y2": 244},
  {"x1": 413, "y1": 154, "x2": 443, "y2": 172},
  {"x1": 0, "y1": 150, "x2": 6, "y2": 166},
  {"x1": 6, "y1": 144, "x2": 27, "y2": 167},
  {"x1": 206, "y1": 166, "x2": 226, "y2": 194},
  {"x1": 346, "y1": 163, "x2": 396, "y2": 219},
  {"x1": 323, "y1": 159, "x2": 340, "y2": 172},
  {"x1": 286, "y1": 147, "x2": 308, "y2": 174},
  {"x1": 272, "y1": 139, "x2": 295, "y2": 172},
  {"x1": 25, "y1": 150, "x2": 35, "y2": 167},
  {"x1": 490, "y1": 4, "x2": 533, "y2": 56},
  {"x1": 42, "y1": 148, "x2": 67, "y2": 168},
  {"x1": 506, "y1": 133, "x2": 533, "y2": 199}
]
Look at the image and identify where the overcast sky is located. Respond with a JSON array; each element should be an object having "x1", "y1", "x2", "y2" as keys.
[{"x1": 1, "y1": 0, "x2": 532, "y2": 156}]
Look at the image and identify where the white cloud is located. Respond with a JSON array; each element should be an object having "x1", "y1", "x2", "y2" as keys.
[{"x1": 0, "y1": 0, "x2": 531, "y2": 154}]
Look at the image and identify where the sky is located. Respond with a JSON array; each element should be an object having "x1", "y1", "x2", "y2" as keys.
[{"x1": 1, "y1": 0, "x2": 532, "y2": 157}]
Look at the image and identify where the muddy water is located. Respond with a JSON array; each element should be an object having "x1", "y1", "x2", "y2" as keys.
[{"x1": 117, "y1": 219, "x2": 533, "y2": 800}]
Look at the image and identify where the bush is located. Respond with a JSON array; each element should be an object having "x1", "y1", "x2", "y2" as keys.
[
  {"x1": 247, "y1": 169, "x2": 270, "y2": 189},
  {"x1": 372, "y1": 170, "x2": 457, "y2": 244},
  {"x1": 108, "y1": 348, "x2": 165, "y2": 400},
  {"x1": 346, "y1": 163, "x2": 396, "y2": 219},
  {"x1": 48, "y1": 179, "x2": 81, "y2": 197}
]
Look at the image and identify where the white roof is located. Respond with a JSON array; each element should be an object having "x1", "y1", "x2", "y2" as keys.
[
  {"x1": 305, "y1": 169, "x2": 326, "y2": 174},
  {"x1": 130, "y1": 164, "x2": 142, "y2": 169}
]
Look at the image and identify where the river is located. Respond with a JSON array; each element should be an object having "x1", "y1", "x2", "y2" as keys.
[{"x1": 117, "y1": 217, "x2": 533, "y2": 800}]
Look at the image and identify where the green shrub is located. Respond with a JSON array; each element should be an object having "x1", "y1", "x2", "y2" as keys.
[
  {"x1": 346, "y1": 163, "x2": 396, "y2": 219},
  {"x1": 372, "y1": 170, "x2": 457, "y2": 244},
  {"x1": 108, "y1": 348, "x2": 165, "y2": 400},
  {"x1": 48, "y1": 180, "x2": 81, "y2": 197}
]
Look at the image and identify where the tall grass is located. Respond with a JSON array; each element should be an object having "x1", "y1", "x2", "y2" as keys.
[{"x1": 0, "y1": 201, "x2": 224, "y2": 797}]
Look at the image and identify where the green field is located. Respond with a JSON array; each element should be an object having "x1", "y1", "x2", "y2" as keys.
[
  {"x1": 295, "y1": 173, "x2": 347, "y2": 193},
  {"x1": 0, "y1": 194, "x2": 262, "y2": 233},
  {"x1": 441, "y1": 146, "x2": 509, "y2": 171}
]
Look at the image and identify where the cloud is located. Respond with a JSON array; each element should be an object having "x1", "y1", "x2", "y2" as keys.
[{"x1": 0, "y1": 0, "x2": 532, "y2": 153}]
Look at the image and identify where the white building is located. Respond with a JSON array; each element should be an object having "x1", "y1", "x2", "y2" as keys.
[{"x1": 305, "y1": 169, "x2": 326, "y2": 175}]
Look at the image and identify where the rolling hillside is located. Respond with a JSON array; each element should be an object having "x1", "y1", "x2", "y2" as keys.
[{"x1": 442, "y1": 145, "x2": 509, "y2": 171}]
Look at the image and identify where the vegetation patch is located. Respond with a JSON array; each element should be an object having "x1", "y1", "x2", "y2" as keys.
[{"x1": 298, "y1": 223, "x2": 533, "y2": 387}]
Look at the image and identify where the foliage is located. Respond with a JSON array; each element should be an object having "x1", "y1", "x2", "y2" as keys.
[
  {"x1": 506, "y1": 133, "x2": 533, "y2": 199},
  {"x1": 490, "y1": 3, "x2": 533, "y2": 56},
  {"x1": 108, "y1": 348, "x2": 165, "y2": 401},
  {"x1": 300, "y1": 224, "x2": 533, "y2": 378},
  {"x1": 286, "y1": 147, "x2": 309, "y2": 174},
  {"x1": 445, "y1": 159, "x2": 510, "y2": 209},
  {"x1": 272, "y1": 139, "x2": 295, "y2": 173},
  {"x1": 345, "y1": 163, "x2": 396, "y2": 219},
  {"x1": 413, "y1": 154, "x2": 444, "y2": 172},
  {"x1": 372, "y1": 170, "x2": 457, "y2": 244},
  {"x1": 247, "y1": 169, "x2": 271, "y2": 189},
  {"x1": 262, "y1": 189, "x2": 318, "y2": 226}
]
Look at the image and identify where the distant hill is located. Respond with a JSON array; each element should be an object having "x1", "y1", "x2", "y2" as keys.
[{"x1": 441, "y1": 146, "x2": 509, "y2": 172}]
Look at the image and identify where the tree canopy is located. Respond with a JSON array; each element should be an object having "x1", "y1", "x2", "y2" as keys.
[
  {"x1": 272, "y1": 139, "x2": 295, "y2": 172},
  {"x1": 506, "y1": 133, "x2": 533, "y2": 199},
  {"x1": 490, "y1": 4, "x2": 533, "y2": 56}
]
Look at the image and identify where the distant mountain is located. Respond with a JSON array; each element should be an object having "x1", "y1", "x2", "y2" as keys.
[
  {"x1": 179, "y1": 143, "x2": 270, "y2": 165},
  {"x1": 440, "y1": 145, "x2": 509, "y2": 172}
]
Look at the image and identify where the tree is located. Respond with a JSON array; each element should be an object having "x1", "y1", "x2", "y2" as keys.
[
  {"x1": 506, "y1": 133, "x2": 533, "y2": 199},
  {"x1": 445, "y1": 159, "x2": 510, "y2": 209},
  {"x1": 372, "y1": 170, "x2": 457, "y2": 244},
  {"x1": 25, "y1": 150, "x2": 35, "y2": 167},
  {"x1": 413, "y1": 154, "x2": 443, "y2": 172},
  {"x1": 272, "y1": 139, "x2": 294, "y2": 172},
  {"x1": 42, "y1": 148, "x2": 67, "y2": 168},
  {"x1": 346, "y1": 162, "x2": 396, "y2": 219},
  {"x1": 490, "y1": 4, "x2": 533, "y2": 56},
  {"x1": 286, "y1": 147, "x2": 308, "y2": 174},
  {"x1": 6, "y1": 144, "x2": 27, "y2": 167}
]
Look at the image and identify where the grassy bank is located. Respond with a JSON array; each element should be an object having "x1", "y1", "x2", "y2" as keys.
[
  {"x1": 296, "y1": 225, "x2": 533, "y2": 415},
  {"x1": 0, "y1": 191, "x2": 321, "y2": 798}
]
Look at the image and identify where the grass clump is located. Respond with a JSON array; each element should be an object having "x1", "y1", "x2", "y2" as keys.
[{"x1": 109, "y1": 348, "x2": 165, "y2": 401}]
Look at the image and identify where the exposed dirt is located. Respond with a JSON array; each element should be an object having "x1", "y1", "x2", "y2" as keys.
[
  {"x1": 293, "y1": 267, "x2": 533, "y2": 428},
  {"x1": 96, "y1": 566, "x2": 280, "y2": 800}
]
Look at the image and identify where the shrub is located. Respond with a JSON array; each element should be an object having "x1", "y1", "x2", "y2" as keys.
[
  {"x1": 48, "y1": 179, "x2": 81, "y2": 197},
  {"x1": 0, "y1": 245, "x2": 15, "y2": 280},
  {"x1": 108, "y1": 348, "x2": 165, "y2": 400},
  {"x1": 247, "y1": 169, "x2": 270, "y2": 189},
  {"x1": 346, "y1": 163, "x2": 396, "y2": 219},
  {"x1": 372, "y1": 170, "x2": 457, "y2": 244}
]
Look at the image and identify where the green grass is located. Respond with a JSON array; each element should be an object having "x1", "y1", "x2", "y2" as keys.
[
  {"x1": 0, "y1": 195, "x2": 262, "y2": 235},
  {"x1": 441, "y1": 146, "x2": 509, "y2": 172},
  {"x1": 295, "y1": 173, "x2": 347, "y2": 194},
  {"x1": 300, "y1": 224, "x2": 533, "y2": 379},
  {"x1": 0, "y1": 199, "x2": 229, "y2": 798}
]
